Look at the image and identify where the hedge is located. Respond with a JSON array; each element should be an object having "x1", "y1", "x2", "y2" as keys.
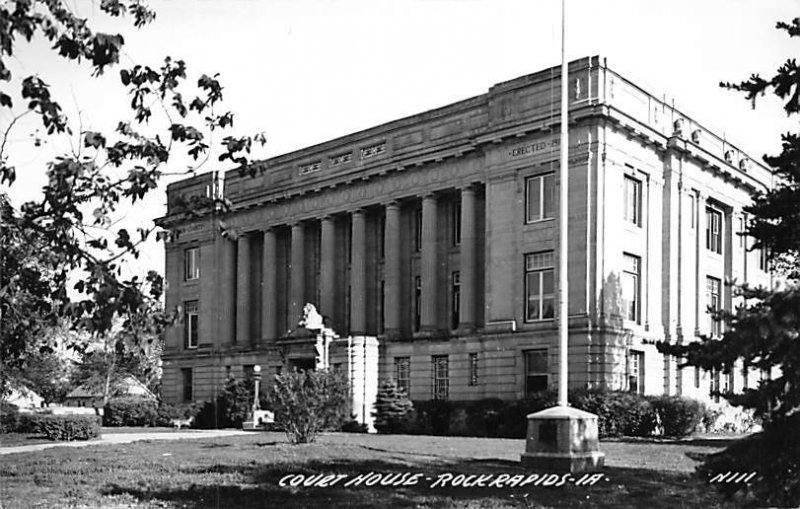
[
  {"x1": 103, "y1": 396, "x2": 158, "y2": 427},
  {"x1": 29, "y1": 414, "x2": 101, "y2": 441}
]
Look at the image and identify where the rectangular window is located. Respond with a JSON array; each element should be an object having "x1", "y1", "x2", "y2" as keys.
[
  {"x1": 759, "y1": 247, "x2": 768, "y2": 272},
  {"x1": 524, "y1": 251, "x2": 555, "y2": 321},
  {"x1": 451, "y1": 200, "x2": 462, "y2": 246},
  {"x1": 628, "y1": 350, "x2": 644, "y2": 394},
  {"x1": 243, "y1": 364, "x2": 254, "y2": 381},
  {"x1": 378, "y1": 213, "x2": 386, "y2": 259},
  {"x1": 707, "y1": 276, "x2": 722, "y2": 336},
  {"x1": 689, "y1": 194, "x2": 696, "y2": 229},
  {"x1": 525, "y1": 349, "x2": 549, "y2": 395},
  {"x1": 706, "y1": 207, "x2": 723, "y2": 254},
  {"x1": 184, "y1": 247, "x2": 200, "y2": 280},
  {"x1": 378, "y1": 280, "x2": 385, "y2": 334},
  {"x1": 621, "y1": 253, "x2": 641, "y2": 324},
  {"x1": 413, "y1": 276, "x2": 422, "y2": 332},
  {"x1": 181, "y1": 368, "x2": 193, "y2": 403},
  {"x1": 742, "y1": 364, "x2": 749, "y2": 390},
  {"x1": 694, "y1": 366, "x2": 700, "y2": 389},
  {"x1": 468, "y1": 353, "x2": 478, "y2": 386},
  {"x1": 431, "y1": 355, "x2": 449, "y2": 401},
  {"x1": 451, "y1": 271, "x2": 461, "y2": 330},
  {"x1": 738, "y1": 217, "x2": 745, "y2": 248},
  {"x1": 184, "y1": 300, "x2": 199, "y2": 349},
  {"x1": 395, "y1": 357, "x2": 410, "y2": 395},
  {"x1": 525, "y1": 173, "x2": 555, "y2": 223},
  {"x1": 623, "y1": 175, "x2": 642, "y2": 226},
  {"x1": 414, "y1": 208, "x2": 422, "y2": 252}
]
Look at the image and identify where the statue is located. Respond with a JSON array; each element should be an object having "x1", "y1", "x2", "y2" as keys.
[{"x1": 299, "y1": 303, "x2": 324, "y2": 330}]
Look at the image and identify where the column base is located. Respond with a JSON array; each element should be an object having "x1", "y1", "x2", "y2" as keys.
[{"x1": 521, "y1": 451, "x2": 605, "y2": 472}]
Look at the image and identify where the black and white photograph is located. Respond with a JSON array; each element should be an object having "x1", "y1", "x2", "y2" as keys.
[{"x1": 1, "y1": 0, "x2": 798, "y2": 507}]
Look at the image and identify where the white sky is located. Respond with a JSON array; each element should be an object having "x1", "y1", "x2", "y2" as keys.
[{"x1": 2, "y1": 0, "x2": 798, "y2": 279}]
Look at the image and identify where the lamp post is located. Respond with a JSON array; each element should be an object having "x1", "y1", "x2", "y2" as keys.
[{"x1": 252, "y1": 365, "x2": 262, "y2": 417}]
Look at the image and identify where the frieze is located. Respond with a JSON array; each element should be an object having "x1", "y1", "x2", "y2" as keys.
[
  {"x1": 360, "y1": 142, "x2": 386, "y2": 159},
  {"x1": 508, "y1": 137, "x2": 560, "y2": 158},
  {"x1": 330, "y1": 152, "x2": 352, "y2": 166},
  {"x1": 299, "y1": 161, "x2": 322, "y2": 175}
]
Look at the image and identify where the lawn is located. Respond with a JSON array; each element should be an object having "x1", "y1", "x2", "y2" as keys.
[{"x1": 0, "y1": 432, "x2": 742, "y2": 508}]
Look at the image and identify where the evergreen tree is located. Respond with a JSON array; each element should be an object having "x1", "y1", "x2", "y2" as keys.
[
  {"x1": 372, "y1": 379, "x2": 414, "y2": 434},
  {"x1": 658, "y1": 17, "x2": 800, "y2": 506}
]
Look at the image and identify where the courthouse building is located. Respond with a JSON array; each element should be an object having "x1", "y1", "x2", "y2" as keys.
[{"x1": 157, "y1": 56, "x2": 773, "y2": 407}]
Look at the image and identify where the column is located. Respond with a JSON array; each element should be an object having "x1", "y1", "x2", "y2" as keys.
[
  {"x1": 261, "y1": 228, "x2": 277, "y2": 342},
  {"x1": 350, "y1": 209, "x2": 367, "y2": 335},
  {"x1": 290, "y1": 222, "x2": 305, "y2": 328},
  {"x1": 695, "y1": 191, "x2": 705, "y2": 336},
  {"x1": 383, "y1": 202, "x2": 401, "y2": 335},
  {"x1": 420, "y1": 194, "x2": 438, "y2": 331},
  {"x1": 319, "y1": 216, "x2": 336, "y2": 320},
  {"x1": 218, "y1": 235, "x2": 236, "y2": 345},
  {"x1": 235, "y1": 234, "x2": 252, "y2": 344},
  {"x1": 458, "y1": 186, "x2": 476, "y2": 331}
]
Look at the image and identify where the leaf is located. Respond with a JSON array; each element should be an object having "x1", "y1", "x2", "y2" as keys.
[{"x1": 84, "y1": 131, "x2": 107, "y2": 149}]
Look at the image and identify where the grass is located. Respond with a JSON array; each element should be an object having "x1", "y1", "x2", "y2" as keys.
[{"x1": 0, "y1": 432, "x2": 743, "y2": 508}]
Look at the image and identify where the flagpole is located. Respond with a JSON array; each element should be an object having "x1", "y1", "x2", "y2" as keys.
[{"x1": 557, "y1": 0, "x2": 569, "y2": 408}]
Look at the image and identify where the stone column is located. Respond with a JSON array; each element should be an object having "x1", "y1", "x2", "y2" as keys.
[
  {"x1": 219, "y1": 236, "x2": 236, "y2": 345},
  {"x1": 420, "y1": 194, "x2": 438, "y2": 332},
  {"x1": 236, "y1": 234, "x2": 252, "y2": 344},
  {"x1": 290, "y1": 222, "x2": 305, "y2": 328},
  {"x1": 319, "y1": 216, "x2": 336, "y2": 321},
  {"x1": 695, "y1": 191, "x2": 705, "y2": 336},
  {"x1": 383, "y1": 202, "x2": 401, "y2": 336},
  {"x1": 261, "y1": 228, "x2": 277, "y2": 342},
  {"x1": 350, "y1": 209, "x2": 367, "y2": 335},
  {"x1": 458, "y1": 185, "x2": 476, "y2": 331}
]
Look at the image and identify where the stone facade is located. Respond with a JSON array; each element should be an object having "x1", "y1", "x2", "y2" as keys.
[{"x1": 156, "y1": 56, "x2": 773, "y2": 407}]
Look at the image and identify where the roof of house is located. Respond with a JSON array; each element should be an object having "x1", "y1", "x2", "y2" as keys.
[{"x1": 65, "y1": 375, "x2": 156, "y2": 400}]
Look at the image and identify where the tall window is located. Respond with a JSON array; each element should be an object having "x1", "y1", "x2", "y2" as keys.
[
  {"x1": 378, "y1": 280, "x2": 385, "y2": 334},
  {"x1": 451, "y1": 200, "x2": 462, "y2": 246},
  {"x1": 378, "y1": 213, "x2": 386, "y2": 259},
  {"x1": 413, "y1": 276, "x2": 422, "y2": 332},
  {"x1": 738, "y1": 217, "x2": 745, "y2": 248},
  {"x1": 451, "y1": 271, "x2": 461, "y2": 330},
  {"x1": 468, "y1": 353, "x2": 478, "y2": 386},
  {"x1": 525, "y1": 173, "x2": 555, "y2": 223},
  {"x1": 694, "y1": 366, "x2": 700, "y2": 389},
  {"x1": 759, "y1": 247, "x2": 768, "y2": 272},
  {"x1": 628, "y1": 350, "x2": 644, "y2": 394},
  {"x1": 707, "y1": 276, "x2": 722, "y2": 336},
  {"x1": 184, "y1": 300, "x2": 199, "y2": 349},
  {"x1": 621, "y1": 253, "x2": 641, "y2": 323},
  {"x1": 181, "y1": 368, "x2": 193, "y2": 402},
  {"x1": 525, "y1": 349, "x2": 548, "y2": 395},
  {"x1": 414, "y1": 207, "x2": 422, "y2": 252},
  {"x1": 689, "y1": 194, "x2": 696, "y2": 229},
  {"x1": 184, "y1": 247, "x2": 200, "y2": 280},
  {"x1": 742, "y1": 364, "x2": 749, "y2": 390},
  {"x1": 394, "y1": 357, "x2": 410, "y2": 395},
  {"x1": 431, "y1": 355, "x2": 449, "y2": 400},
  {"x1": 525, "y1": 251, "x2": 555, "y2": 321},
  {"x1": 623, "y1": 175, "x2": 642, "y2": 226},
  {"x1": 706, "y1": 207, "x2": 723, "y2": 254}
]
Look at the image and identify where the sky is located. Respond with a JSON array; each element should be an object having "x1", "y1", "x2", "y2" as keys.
[{"x1": 2, "y1": 0, "x2": 798, "y2": 279}]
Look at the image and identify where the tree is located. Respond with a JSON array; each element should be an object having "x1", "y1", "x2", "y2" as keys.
[
  {"x1": 372, "y1": 379, "x2": 414, "y2": 434},
  {"x1": 658, "y1": 17, "x2": 800, "y2": 506},
  {"x1": 0, "y1": 2, "x2": 265, "y2": 368}
]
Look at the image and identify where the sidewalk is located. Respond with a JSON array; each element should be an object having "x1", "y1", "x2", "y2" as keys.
[{"x1": 0, "y1": 429, "x2": 251, "y2": 456}]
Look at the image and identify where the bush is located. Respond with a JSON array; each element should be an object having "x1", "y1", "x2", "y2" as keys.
[
  {"x1": 0, "y1": 402, "x2": 20, "y2": 433},
  {"x1": 700, "y1": 400, "x2": 760, "y2": 433},
  {"x1": 649, "y1": 395, "x2": 705, "y2": 437},
  {"x1": 571, "y1": 389, "x2": 656, "y2": 437},
  {"x1": 372, "y1": 380, "x2": 414, "y2": 434},
  {"x1": 103, "y1": 396, "x2": 158, "y2": 427},
  {"x1": 192, "y1": 377, "x2": 269, "y2": 429},
  {"x1": 269, "y1": 369, "x2": 348, "y2": 444},
  {"x1": 30, "y1": 414, "x2": 101, "y2": 441},
  {"x1": 497, "y1": 390, "x2": 558, "y2": 438}
]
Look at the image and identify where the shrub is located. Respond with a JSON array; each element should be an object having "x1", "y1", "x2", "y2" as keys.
[
  {"x1": 0, "y1": 402, "x2": 20, "y2": 433},
  {"x1": 192, "y1": 377, "x2": 269, "y2": 429},
  {"x1": 154, "y1": 402, "x2": 197, "y2": 427},
  {"x1": 698, "y1": 415, "x2": 800, "y2": 507},
  {"x1": 463, "y1": 398, "x2": 505, "y2": 437},
  {"x1": 269, "y1": 369, "x2": 348, "y2": 444},
  {"x1": 30, "y1": 414, "x2": 101, "y2": 441},
  {"x1": 700, "y1": 400, "x2": 760, "y2": 433},
  {"x1": 571, "y1": 389, "x2": 656, "y2": 437},
  {"x1": 372, "y1": 380, "x2": 414, "y2": 434},
  {"x1": 497, "y1": 390, "x2": 558, "y2": 438},
  {"x1": 103, "y1": 396, "x2": 158, "y2": 427},
  {"x1": 649, "y1": 395, "x2": 705, "y2": 437}
]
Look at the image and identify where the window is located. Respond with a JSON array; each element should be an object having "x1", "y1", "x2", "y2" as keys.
[
  {"x1": 184, "y1": 300, "x2": 199, "y2": 349},
  {"x1": 378, "y1": 280, "x2": 385, "y2": 334},
  {"x1": 184, "y1": 247, "x2": 200, "y2": 280},
  {"x1": 623, "y1": 175, "x2": 642, "y2": 226},
  {"x1": 431, "y1": 355, "x2": 449, "y2": 400},
  {"x1": 414, "y1": 208, "x2": 422, "y2": 252},
  {"x1": 621, "y1": 254, "x2": 641, "y2": 323},
  {"x1": 707, "y1": 276, "x2": 722, "y2": 336},
  {"x1": 413, "y1": 276, "x2": 422, "y2": 332},
  {"x1": 451, "y1": 200, "x2": 462, "y2": 246},
  {"x1": 395, "y1": 357, "x2": 410, "y2": 395},
  {"x1": 468, "y1": 353, "x2": 478, "y2": 386},
  {"x1": 759, "y1": 247, "x2": 768, "y2": 272},
  {"x1": 742, "y1": 364, "x2": 749, "y2": 390},
  {"x1": 694, "y1": 366, "x2": 700, "y2": 389},
  {"x1": 524, "y1": 251, "x2": 555, "y2": 321},
  {"x1": 706, "y1": 207, "x2": 723, "y2": 254},
  {"x1": 451, "y1": 271, "x2": 461, "y2": 330},
  {"x1": 243, "y1": 365, "x2": 254, "y2": 381},
  {"x1": 378, "y1": 213, "x2": 386, "y2": 259},
  {"x1": 628, "y1": 350, "x2": 644, "y2": 394},
  {"x1": 525, "y1": 349, "x2": 549, "y2": 395},
  {"x1": 689, "y1": 194, "x2": 696, "y2": 229},
  {"x1": 181, "y1": 368, "x2": 193, "y2": 403},
  {"x1": 738, "y1": 217, "x2": 745, "y2": 248},
  {"x1": 525, "y1": 173, "x2": 555, "y2": 223}
]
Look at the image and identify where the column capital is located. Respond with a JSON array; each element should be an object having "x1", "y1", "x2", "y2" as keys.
[
  {"x1": 422, "y1": 192, "x2": 438, "y2": 202},
  {"x1": 384, "y1": 200, "x2": 401, "y2": 209},
  {"x1": 459, "y1": 182, "x2": 480, "y2": 192},
  {"x1": 351, "y1": 208, "x2": 366, "y2": 216}
]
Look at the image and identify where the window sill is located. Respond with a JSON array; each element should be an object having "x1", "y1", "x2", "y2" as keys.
[{"x1": 524, "y1": 217, "x2": 555, "y2": 226}]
